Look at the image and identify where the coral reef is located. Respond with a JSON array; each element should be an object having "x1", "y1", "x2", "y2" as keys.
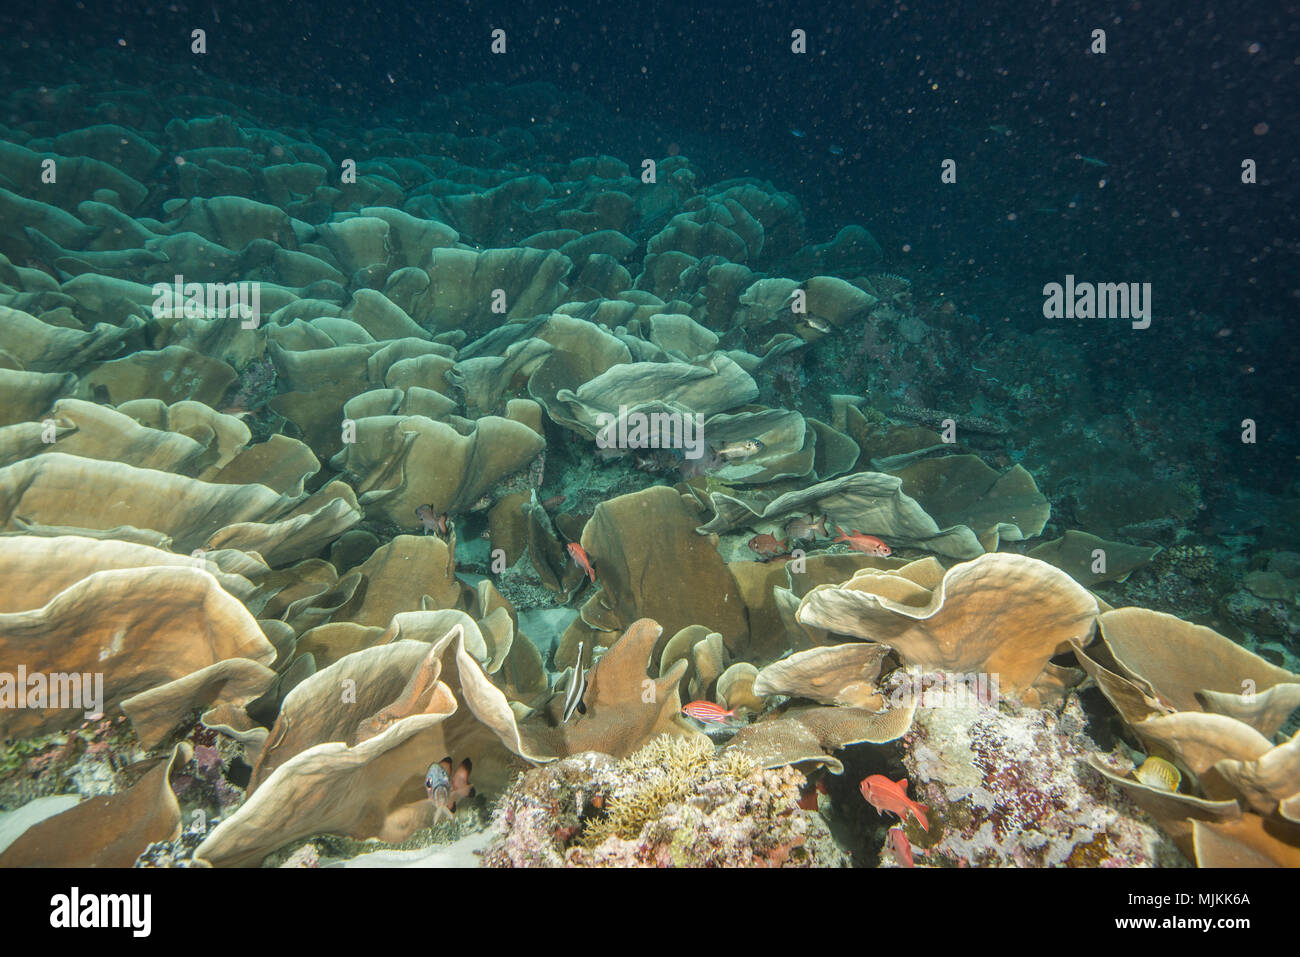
[
  {"x1": 0, "y1": 48, "x2": 1293, "y2": 874},
  {"x1": 482, "y1": 735, "x2": 847, "y2": 867},
  {"x1": 1072, "y1": 608, "x2": 1300, "y2": 864},
  {"x1": 903, "y1": 694, "x2": 1180, "y2": 867}
]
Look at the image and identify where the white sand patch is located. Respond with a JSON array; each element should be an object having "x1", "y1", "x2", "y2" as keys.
[
  {"x1": 325, "y1": 828, "x2": 494, "y2": 868},
  {"x1": 0, "y1": 794, "x2": 82, "y2": 855}
]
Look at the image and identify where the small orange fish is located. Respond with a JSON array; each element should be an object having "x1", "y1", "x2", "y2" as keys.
[
  {"x1": 860, "y1": 774, "x2": 929, "y2": 831},
  {"x1": 834, "y1": 529, "x2": 892, "y2": 556},
  {"x1": 797, "y1": 776, "x2": 830, "y2": 811},
  {"x1": 681, "y1": 700, "x2": 738, "y2": 724},
  {"x1": 568, "y1": 542, "x2": 596, "y2": 582},
  {"x1": 415, "y1": 504, "x2": 450, "y2": 535},
  {"x1": 887, "y1": 826, "x2": 916, "y2": 867},
  {"x1": 540, "y1": 493, "x2": 567, "y2": 510},
  {"x1": 747, "y1": 533, "x2": 789, "y2": 560}
]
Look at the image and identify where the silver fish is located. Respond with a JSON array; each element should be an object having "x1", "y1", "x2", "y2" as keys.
[
  {"x1": 712, "y1": 438, "x2": 766, "y2": 460},
  {"x1": 798, "y1": 315, "x2": 832, "y2": 334},
  {"x1": 563, "y1": 642, "x2": 588, "y2": 723},
  {"x1": 426, "y1": 756, "x2": 475, "y2": 825},
  {"x1": 785, "y1": 513, "x2": 828, "y2": 541},
  {"x1": 425, "y1": 760, "x2": 451, "y2": 807}
]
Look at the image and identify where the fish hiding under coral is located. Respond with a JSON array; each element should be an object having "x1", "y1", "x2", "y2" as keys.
[
  {"x1": 859, "y1": 775, "x2": 929, "y2": 831},
  {"x1": 567, "y1": 542, "x2": 597, "y2": 582},
  {"x1": 833, "y1": 529, "x2": 892, "y2": 556},
  {"x1": 796, "y1": 315, "x2": 833, "y2": 335},
  {"x1": 711, "y1": 438, "x2": 765, "y2": 460},
  {"x1": 425, "y1": 757, "x2": 475, "y2": 825},
  {"x1": 681, "y1": 700, "x2": 740, "y2": 725},
  {"x1": 1133, "y1": 756, "x2": 1181, "y2": 792},
  {"x1": 797, "y1": 776, "x2": 830, "y2": 811},
  {"x1": 562, "y1": 642, "x2": 589, "y2": 724},
  {"x1": 784, "y1": 514, "x2": 828, "y2": 542},
  {"x1": 415, "y1": 504, "x2": 452, "y2": 537},
  {"x1": 747, "y1": 533, "x2": 790, "y2": 560}
]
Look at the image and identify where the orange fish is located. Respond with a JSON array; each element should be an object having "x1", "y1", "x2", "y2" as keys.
[
  {"x1": 834, "y1": 529, "x2": 892, "y2": 556},
  {"x1": 797, "y1": 776, "x2": 830, "y2": 811},
  {"x1": 860, "y1": 774, "x2": 929, "y2": 831},
  {"x1": 887, "y1": 826, "x2": 916, "y2": 867},
  {"x1": 747, "y1": 533, "x2": 789, "y2": 560},
  {"x1": 681, "y1": 700, "x2": 738, "y2": 724},
  {"x1": 415, "y1": 504, "x2": 450, "y2": 535},
  {"x1": 567, "y1": 542, "x2": 596, "y2": 582}
]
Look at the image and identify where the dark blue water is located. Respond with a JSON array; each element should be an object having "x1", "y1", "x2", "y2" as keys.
[{"x1": 8, "y1": 0, "x2": 1296, "y2": 488}]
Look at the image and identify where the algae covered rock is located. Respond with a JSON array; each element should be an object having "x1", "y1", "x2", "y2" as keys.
[{"x1": 901, "y1": 693, "x2": 1180, "y2": 868}]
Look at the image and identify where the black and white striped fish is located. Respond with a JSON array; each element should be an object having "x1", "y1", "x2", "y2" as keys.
[{"x1": 562, "y1": 642, "x2": 589, "y2": 723}]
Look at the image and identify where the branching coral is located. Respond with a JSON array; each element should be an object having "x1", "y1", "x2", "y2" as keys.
[
  {"x1": 483, "y1": 735, "x2": 846, "y2": 867},
  {"x1": 577, "y1": 734, "x2": 745, "y2": 847}
]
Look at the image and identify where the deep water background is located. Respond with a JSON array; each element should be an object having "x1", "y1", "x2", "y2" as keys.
[{"x1": 3, "y1": 0, "x2": 1298, "y2": 485}]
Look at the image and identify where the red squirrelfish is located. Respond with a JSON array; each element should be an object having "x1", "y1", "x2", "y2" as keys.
[
  {"x1": 747, "y1": 533, "x2": 789, "y2": 560},
  {"x1": 797, "y1": 776, "x2": 830, "y2": 811},
  {"x1": 415, "y1": 504, "x2": 450, "y2": 535},
  {"x1": 887, "y1": 826, "x2": 917, "y2": 867},
  {"x1": 859, "y1": 774, "x2": 929, "y2": 831},
  {"x1": 567, "y1": 542, "x2": 597, "y2": 582},
  {"x1": 834, "y1": 530, "x2": 892, "y2": 556},
  {"x1": 681, "y1": 700, "x2": 738, "y2": 725}
]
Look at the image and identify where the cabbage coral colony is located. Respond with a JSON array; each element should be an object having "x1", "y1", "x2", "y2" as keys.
[{"x1": 0, "y1": 53, "x2": 1295, "y2": 872}]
